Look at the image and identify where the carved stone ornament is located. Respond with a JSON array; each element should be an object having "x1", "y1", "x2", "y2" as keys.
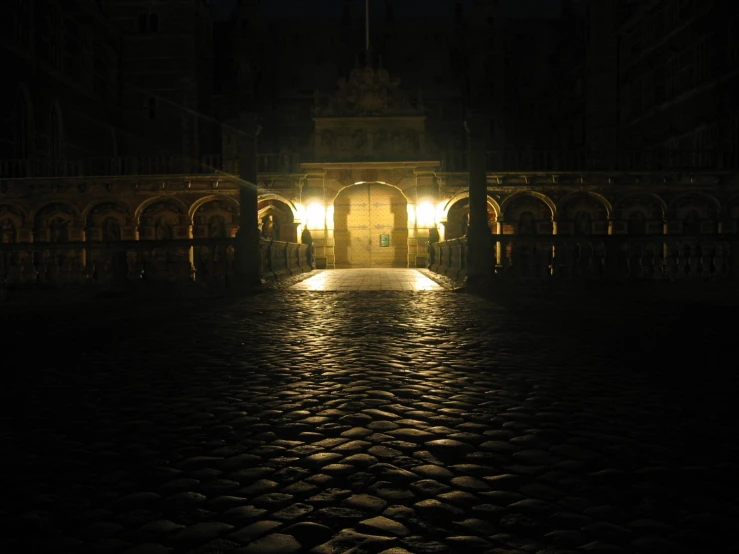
[{"x1": 314, "y1": 64, "x2": 423, "y2": 117}]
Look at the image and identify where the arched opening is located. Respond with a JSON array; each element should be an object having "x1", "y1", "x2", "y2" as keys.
[
  {"x1": 445, "y1": 197, "x2": 498, "y2": 240},
  {"x1": 628, "y1": 211, "x2": 647, "y2": 236},
  {"x1": 333, "y1": 182, "x2": 408, "y2": 268},
  {"x1": 192, "y1": 198, "x2": 240, "y2": 284},
  {"x1": 138, "y1": 199, "x2": 190, "y2": 281},
  {"x1": 612, "y1": 194, "x2": 665, "y2": 236},
  {"x1": 0, "y1": 205, "x2": 23, "y2": 244},
  {"x1": 34, "y1": 203, "x2": 76, "y2": 242},
  {"x1": 139, "y1": 199, "x2": 187, "y2": 240},
  {"x1": 85, "y1": 202, "x2": 130, "y2": 283},
  {"x1": 502, "y1": 193, "x2": 554, "y2": 235},
  {"x1": 557, "y1": 192, "x2": 610, "y2": 236},
  {"x1": 258, "y1": 198, "x2": 295, "y2": 242},
  {"x1": 14, "y1": 90, "x2": 33, "y2": 158},
  {"x1": 192, "y1": 197, "x2": 240, "y2": 238},
  {"x1": 86, "y1": 201, "x2": 130, "y2": 240},
  {"x1": 49, "y1": 105, "x2": 64, "y2": 158},
  {"x1": 670, "y1": 194, "x2": 719, "y2": 235}
]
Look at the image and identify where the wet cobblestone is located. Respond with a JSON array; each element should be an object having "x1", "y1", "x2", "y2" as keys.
[{"x1": 1, "y1": 286, "x2": 738, "y2": 553}]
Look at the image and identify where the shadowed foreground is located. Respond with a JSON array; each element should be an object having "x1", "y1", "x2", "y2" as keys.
[{"x1": 1, "y1": 286, "x2": 737, "y2": 554}]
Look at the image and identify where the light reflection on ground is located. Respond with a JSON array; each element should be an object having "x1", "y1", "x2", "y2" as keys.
[{"x1": 289, "y1": 268, "x2": 444, "y2": 291}]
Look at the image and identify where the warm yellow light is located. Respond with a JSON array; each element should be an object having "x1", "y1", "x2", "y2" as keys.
[
  {"x1": 306, "y1": 202, "x2": 325, "y2": 230},
  {"x1": 436, "y1": 201, "x2": 446, "y2": 223},
  {"x1": 407, "y1": 204, "x2": 416, "y2": 224},
  {"x1": 326, "y1": 205, "x2": 335, "y2": 230},
  {"x1": 417, "y1": 201, "x2": 436, "y2": 227}
]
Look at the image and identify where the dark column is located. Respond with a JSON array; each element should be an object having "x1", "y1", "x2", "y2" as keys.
[
  {"x1": 234, "y1": 114, "x2": 262, "y2": 285},
  {"x1": 464, "y1": 112, "x2": 495, "y2": 283}
]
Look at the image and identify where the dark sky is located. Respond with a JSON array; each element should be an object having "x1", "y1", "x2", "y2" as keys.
[{"x1": 211, "y1": 0, "x2": 564, "y2": 21}]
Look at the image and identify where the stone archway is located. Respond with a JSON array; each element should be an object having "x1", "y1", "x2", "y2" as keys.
[
  {"x1": 34, "y1": 202, "x2": 80, "y2": 242},
  {"x1": 85, "y1": 201, "x2": 132, "y2": 241},
  {"x1": 501, "y1": 193, "x2": 555, "y2": 235},
  {"x1": 258, "y1": 198, "x2": 295, "y2": 242},
  {"x1": 445, "y1": 197, "x2": 498, "y2": 240},
  {"x1": 138, "y1": 199, "x2": 191, "y2": 281},
  {"x1": 612, "y1": 193, "x2": 666, "y2": 236},
  {"x1": 333, "y1": 182, "x2": 409, "y2": 268},
  {"x1": 193, "y1": 197, "x2": 240, "y2": 239},
  {"x1": 668, "y1": 193, "x2": 720, "y2": 235},
  {"x1": 0, "y1": 205, "x2": 26, "y2": 244},
  {"x1": 557, "y1": 192, "x2": 611, "y2": 236}
]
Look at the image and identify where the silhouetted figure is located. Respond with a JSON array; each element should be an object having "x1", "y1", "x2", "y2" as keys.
[
  {"x1": 427, "y1": 225, "x2": 440, "y2": 266},
  {"x1": 301, "y1": 227, "x2": 314, "y2": 268}
]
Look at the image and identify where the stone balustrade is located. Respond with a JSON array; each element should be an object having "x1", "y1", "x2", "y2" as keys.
[
  {"x1": 0, "y1": 237, "x2": 312, "y2": 293},
  {"x1": 428, "y1": 235, "x2": 738, "y2": 284},
  {"x1": 259, "y1": 239, "x2": 312, "y2": 282}
]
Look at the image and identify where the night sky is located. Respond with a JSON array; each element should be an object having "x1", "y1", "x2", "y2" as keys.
[{"x1": 210, "y1": 0, "x2": 565, "y2": 21}]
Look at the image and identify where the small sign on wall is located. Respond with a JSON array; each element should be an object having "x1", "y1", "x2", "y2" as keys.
[{"x1": 379, "y1": 233, "x2": 390, "y2": 247}]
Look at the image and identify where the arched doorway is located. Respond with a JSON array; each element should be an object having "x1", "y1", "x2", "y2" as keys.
[{"x1": 333, "y1": 183, "x2": 408, "y2": 268}]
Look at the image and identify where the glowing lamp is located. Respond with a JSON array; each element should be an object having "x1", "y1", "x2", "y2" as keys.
[{"x1": 416, "y1": 201, "x2": 436, "y2": 227}]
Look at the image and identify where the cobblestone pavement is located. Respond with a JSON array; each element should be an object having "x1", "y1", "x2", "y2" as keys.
[{"x1": 1, "y1": 280, "x2": 738, "y2": 554}]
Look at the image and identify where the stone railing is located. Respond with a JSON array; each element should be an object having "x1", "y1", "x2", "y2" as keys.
[
  {"x1": 429, "y1": 237, "x2": 468, "y2": 281},
  {"x1": 259, "y1": 239, "x2": 313, "y2": 282},
  {"x1": 428, "y1": 235, "x2": 739, "y2": 283},
  {"x1": 0, "y1": 237, "x2": 312, "y2": 294}
]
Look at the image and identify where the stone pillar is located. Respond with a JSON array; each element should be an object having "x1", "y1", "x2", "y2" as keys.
[
  {"x1": 234, "y1": 114, "x2": 262, "y2": 285},
  {"x1": 464, "y1": 112, "x2": 494, "y2": 283}
]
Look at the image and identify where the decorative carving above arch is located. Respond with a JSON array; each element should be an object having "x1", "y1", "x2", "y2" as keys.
[{"x1": 314, "y1": 64, "x2": 423, "y2": 118}]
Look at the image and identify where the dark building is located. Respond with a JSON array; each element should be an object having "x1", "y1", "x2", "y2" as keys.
[
  {"x1": 1, "y1": 0, "x2": 125, "y2": 161},
  {"x1": 1, "y1": 0, "x2": 738, "y2": 284},
  {"x1": 586, "y1": 0, "x2": 739, "y2": 170}
]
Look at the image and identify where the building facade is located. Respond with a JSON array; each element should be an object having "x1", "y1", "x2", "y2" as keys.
[{"x1": 1, "y1": 0, "x2": 738, "y2": 285}]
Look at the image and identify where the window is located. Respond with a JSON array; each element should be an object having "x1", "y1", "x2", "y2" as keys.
[
  {"x1": 94, "y1": 56, "x2": 108, "y2": 98},
  {"x1": 665, "y1": 0, "x2": 679, "y2": 30},
  {"x1": 642, "y1": 71, "x2": 654, "y2": 111},
  {"x1": 620, "y1": 83, "x2": 631, "y2": 121},
  {"x1": 50, "y1": 106, "x2": 63, "y2": 158},
  {"x1": 695, "y1": 36, "x2": 710, "y2": 81},
  {"x1": 666, "y1": 56, "x2": 678, "y2": 97},
  {"x1": 731, "y1": 117, "x2": 739, "y2": 161},
  {"x1": 630, "y1": 76, "x2": 642, "y2": 116},
  {"x1": 14, "y1": 92, "x2": 32, "y2": 158},
  {"x1": 148, "y1": 97, "x2": 157, "y2": 119},
  {"x1": 729, "y1": 18, "x2": 739, "y2": 68},
  {"x1": 14, "y1": 0, "x2": 33, "y2": 47},
  {"x1": 48, "y1": 7, "x2": 64, "y2": 70},
  {"x1": 677, "y1": 49, "x2": 694, "y2": 92},
  {"x1": 138, "y1": 13, "x2": 159, "y2": 33}
]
